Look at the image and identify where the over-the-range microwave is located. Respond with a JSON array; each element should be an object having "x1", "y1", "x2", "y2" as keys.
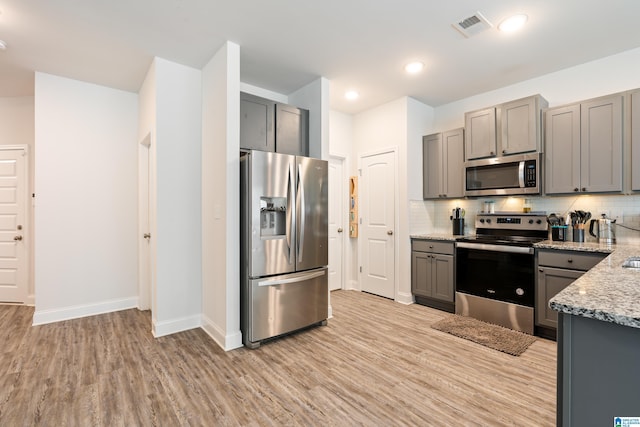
[{"x1": 464, "y1": 153, "x2": 541, "y2": 197}]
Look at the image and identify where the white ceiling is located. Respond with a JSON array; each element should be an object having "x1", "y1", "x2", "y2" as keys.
[{"x1": 1, "y1": 1, "x2": 640, "y2": 114}]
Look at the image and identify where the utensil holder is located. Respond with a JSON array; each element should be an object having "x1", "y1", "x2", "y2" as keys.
[
  {"x1": 573, "y1": 228, "x2": 585, "y2": 243},
  {"x1": 452, "y1": 218, "x2": 464, "y2": 236},
  {"x1": 551, "y1": 225, "x2": 568, "y2": 241}
]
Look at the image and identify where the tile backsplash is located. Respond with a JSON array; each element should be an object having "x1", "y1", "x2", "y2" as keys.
[{"x1": 410, "y1": 194, "x2": 640, "y2": 244}]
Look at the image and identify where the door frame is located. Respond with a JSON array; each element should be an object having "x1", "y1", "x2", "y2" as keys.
[
  {"x1": 0, "y1": 145, "x2": 30, "y2": 304},
  {"x1": 329, "y1": 153, "x2": 347, "y2": 292},
  {"x1": 357, "y1": 147, "x2": 399, "y2": 300}
]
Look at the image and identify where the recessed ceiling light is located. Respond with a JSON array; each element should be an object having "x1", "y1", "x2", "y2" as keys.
[
  {"x1": 404, "y1": 61, "x2": 425, "y2": 74},
  {"x1": 345, "y1": 90, "x2": 359, "y2": 101},
  {"x1": 498, "y1": 14, "x2": 528, "y2": 32},
  {"x1": 0, "y1": 40, "x2": 6, "y2": 51}
]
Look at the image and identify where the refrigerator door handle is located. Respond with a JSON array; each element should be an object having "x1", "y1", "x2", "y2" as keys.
[
  {"x1": 286, "y1": 163, "x2": 294, "y2": 264},
  {"x1": 297, "y1": 165, "x2": 305, "y2": 263},
  {"x1": 257, "y1": 269, "x2": 326, "y2": 287}
]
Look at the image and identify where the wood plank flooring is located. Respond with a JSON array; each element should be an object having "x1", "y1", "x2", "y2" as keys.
[{"x1": 0, "y1": 291, "x2": 556, "y2": 426}]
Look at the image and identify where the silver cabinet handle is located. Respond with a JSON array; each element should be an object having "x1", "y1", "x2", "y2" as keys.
[
  {"x1": 387, "y1": 230, "x2": 393, "y2": 235},
  {"x1": 337, "y1": 228, "x2": 343, "y2": 233}
]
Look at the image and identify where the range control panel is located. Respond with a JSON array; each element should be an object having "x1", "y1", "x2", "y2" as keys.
[{"x1": 475, "y1": 213, "x2": 548, "y2": 231}]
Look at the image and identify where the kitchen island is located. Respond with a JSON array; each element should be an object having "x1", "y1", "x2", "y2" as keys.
[{"x1": 541, "y1": 241, "x2": 640, "y2": 426}]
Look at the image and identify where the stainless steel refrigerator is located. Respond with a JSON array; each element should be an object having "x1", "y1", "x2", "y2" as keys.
[{"x1": 240, "y1": 150, "x2": 328, "y2": 349}]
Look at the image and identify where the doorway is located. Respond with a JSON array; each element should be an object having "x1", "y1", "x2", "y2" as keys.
[
  {"x1": 328, "y1": 156, "x2": 346, "y2": 291},
  {"x1": 0, "y1": 147, "x2": 29, "y2": 303},
  {"x1": 359, "y1": 149, "x2": 396, "y2": 299}
]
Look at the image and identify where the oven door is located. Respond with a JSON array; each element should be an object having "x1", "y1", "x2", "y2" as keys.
[{"x1": 455, "y1": 242, "x2": 535, "y2": 307}]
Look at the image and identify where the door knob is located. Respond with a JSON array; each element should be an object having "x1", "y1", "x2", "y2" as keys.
[
  {"x1": 143, "y1": 233, "x2": 151, "y2": 239},
  {"x1": 337, "y1": 228, "x2": 343, "y2": 233},
  {"x1": 387, "y1": 230, "x2": 393, "y2": 235},
  {"x1": 14, "y1": 235, "x2": 22, "y2": 241}
]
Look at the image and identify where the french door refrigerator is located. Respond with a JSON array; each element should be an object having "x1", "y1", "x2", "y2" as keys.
[{"x1": 240, "y1": 150, "x2": 328, "y2": 349}]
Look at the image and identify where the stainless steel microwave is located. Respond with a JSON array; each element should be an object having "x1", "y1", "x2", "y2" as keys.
[{"x1": 464, "y1": 153, "x2": 541, "y2": 197}]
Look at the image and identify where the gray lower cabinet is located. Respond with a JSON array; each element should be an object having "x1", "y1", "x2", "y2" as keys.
[
  {"x1": 422, "y1": 128, "x2": 464, "y2": 199},
  {"x1": 240, "y1": 92, "x2": 309, "y2": 156},
  {"x1": 558, "y1": 313, "x2": 640, "y2": 426},
  {"x1": 411, "y1": 239, "x2": 455, "y2": 312},
  {"x1": 544, "y1": 93, "x2": 623, "y2": 194},
  {"x1": 536, "y1": 249, "x2": 606, "y2": 336}
]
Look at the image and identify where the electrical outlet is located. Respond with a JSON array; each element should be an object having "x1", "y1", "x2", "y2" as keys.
[{"x1": 610, "y1": 209, "x2": 624, "y2": 224}]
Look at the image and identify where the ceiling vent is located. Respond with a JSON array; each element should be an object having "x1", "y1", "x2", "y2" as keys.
[{"x1": 453, "y1": 11, "x2": 492, "y2": 38}]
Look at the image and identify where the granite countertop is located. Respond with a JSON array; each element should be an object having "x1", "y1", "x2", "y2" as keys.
[
  {"x1": 410, "y1": 233, "x2": 467, "y2": 241},
  {"x1": 548, "y1": 243, "x2": 640, "y2": 329},
  {"x1": 534, "y1": 239, "x2": 615, "y2": 254}
]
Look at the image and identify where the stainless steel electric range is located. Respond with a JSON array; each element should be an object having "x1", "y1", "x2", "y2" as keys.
[{"x1": 455, "y1": 212, "x2": 548, "y2": 334}]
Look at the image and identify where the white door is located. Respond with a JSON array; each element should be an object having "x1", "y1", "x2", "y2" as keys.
[
  {"x1": 328, "y1": 157, "x2": 345, "y2": 291},
  {"x1": 138, "y1": 134, "x2": 152, "y2": 311},
  {"x1": 360, "y1": 151, "x2": 395, "y2": 299},
  {"x1": 0, "y1": 148, "x2": 28, "y2": 303}
]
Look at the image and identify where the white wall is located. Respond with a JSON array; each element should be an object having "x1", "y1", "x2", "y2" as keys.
[
  {"x1": 152, "y1": 58, "x2": 203, "y2": 337},
  {"x1": 0, "y1": 96, "x2": 35, "y2": 303},
  {"x1": 33, "y1": 73, "x2": 138, "y2": 324},
  {"x1": 201, "y1": 41, "x2": 243, "y2": 350},
  {"x1": 289, "y1": 77, "x2": 330, "y2": 160}
]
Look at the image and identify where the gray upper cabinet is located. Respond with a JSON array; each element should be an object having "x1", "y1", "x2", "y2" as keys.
[
  {"x1": 464, "y1": 107, "x2": 496, "y2": 160},
  {"x1": 632, "y1": 91, "x2": 640, "y2": 191},
  {"x1": 499, "y1": 95, "x2": 546, "y2": 156},
  {"x1": 240, "y1": 92, "x2": 309, "y2": 156},
  {"x1": 423, "y1": 128, "x2": 464, "y2": 199},
  {"x1": 240, "y1": 92, "x2": 275, "y2": 152},
  {"x1": 464, "y1": 95, "x2": 546, "y2": 161},
  {"x1": 545, "y1": 105, "x2": 581, "y2": 194},
  {"x1": 275, "y1": 103, "x2": 309, "y2": 156},
  {"x1": 545, "y1": 94, "x2": 623, "y2": 194}
]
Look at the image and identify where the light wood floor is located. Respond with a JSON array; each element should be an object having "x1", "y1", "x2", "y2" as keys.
[{"x1": 0, "y1": 291, "x2": 556, "y2": 426}]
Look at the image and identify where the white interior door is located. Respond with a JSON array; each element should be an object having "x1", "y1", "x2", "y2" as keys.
[
  {"x1": 0, "y1": 148, "x2": 28, "y2": 303},
  {"x1": 360, "y1": 151, "x2": 395, "y2": 299},
  {"x1": 328, "y1": 157, "x2": 345, "y2": 291},
  {"x1": 138, "y1": 134, "x2": 152, "y2": 311}
]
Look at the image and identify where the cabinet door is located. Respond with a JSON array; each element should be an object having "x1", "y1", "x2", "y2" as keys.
[
  {"x1": 544, "y1": 105, "x2": 581, "y2": 194},
  {"x1": 443, "y1": 128, "x2": 464, "y2": 198},
  {"x1": 411, "y1": 251, "x2": 432, "y2": 297},
  {"x1": 432, "y1": 254, "x2": 454, "y2": 302},
  {"x1": 422, "y1": 133, "x2": 443, "y2": 199},
  {"x1": 580, "y1": 95, "x2": 623, "y2": 193},
  {"x1": 276, "y1": 103, "x2": 309, "y2": 156},
  {"x1": 536, "y1": 266, "x2": 583, "y2": 328},
  {"x1": 464, "y1": 108, "x2": 496, "y2": 160},
  {"x1": 632, "y1": 91, "x2": 640, "y2": 191},
  {"x1": 240, "y1": 93, "x2": 275, "y2": 152},
  {"x1": 499, "y1": 96, "x2": 539, "y2": 155}
]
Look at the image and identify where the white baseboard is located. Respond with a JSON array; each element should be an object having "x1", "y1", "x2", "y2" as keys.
[
  {"x1": 395, "y1": 291, "x2": 414, "y2": 305},
  {"x1": 32, "y1": 296, "x2": 139, "y2": 326},
  {"x1": 201, "y1": 314, "x2": 243, "y2": 351},
  {"x1": 346, "y1": 280, "x2": 360, "y2": 291},
  {"x1": 152, "y1": 314, "x2": 202, "y2": 338}
]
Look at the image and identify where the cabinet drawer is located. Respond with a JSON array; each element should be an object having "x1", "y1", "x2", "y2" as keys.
[
  {"x1": 538, "y1": 250, "x2": 606, "y2": 271},
  {"x1": 412, "y1": 240, "x2": 454, "y2": 255}
]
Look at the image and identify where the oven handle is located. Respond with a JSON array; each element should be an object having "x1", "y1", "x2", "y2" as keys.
[{"x1": 456, "y1": 241, "x2": 533, "y2": 255}]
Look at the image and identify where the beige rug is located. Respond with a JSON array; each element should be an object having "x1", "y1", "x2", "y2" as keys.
[{"x1": 431, "y1": 315, "x2": 537, "y2": 356}]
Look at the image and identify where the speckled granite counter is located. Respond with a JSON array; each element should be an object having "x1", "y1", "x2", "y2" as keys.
[
  {"x1": 410, "y1": 234, "x2": 467, "y2": 241},
  {"x1": 534, "y1": 240, "x2": 615, "y2": 254},
  {"x1": 542, "y1": 242, "x2": 640, "y2": 329}
]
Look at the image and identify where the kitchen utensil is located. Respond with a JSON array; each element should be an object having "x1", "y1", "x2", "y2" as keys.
[{"x1": 589, "y1": 214, "x2": 616, "y2": 244}]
